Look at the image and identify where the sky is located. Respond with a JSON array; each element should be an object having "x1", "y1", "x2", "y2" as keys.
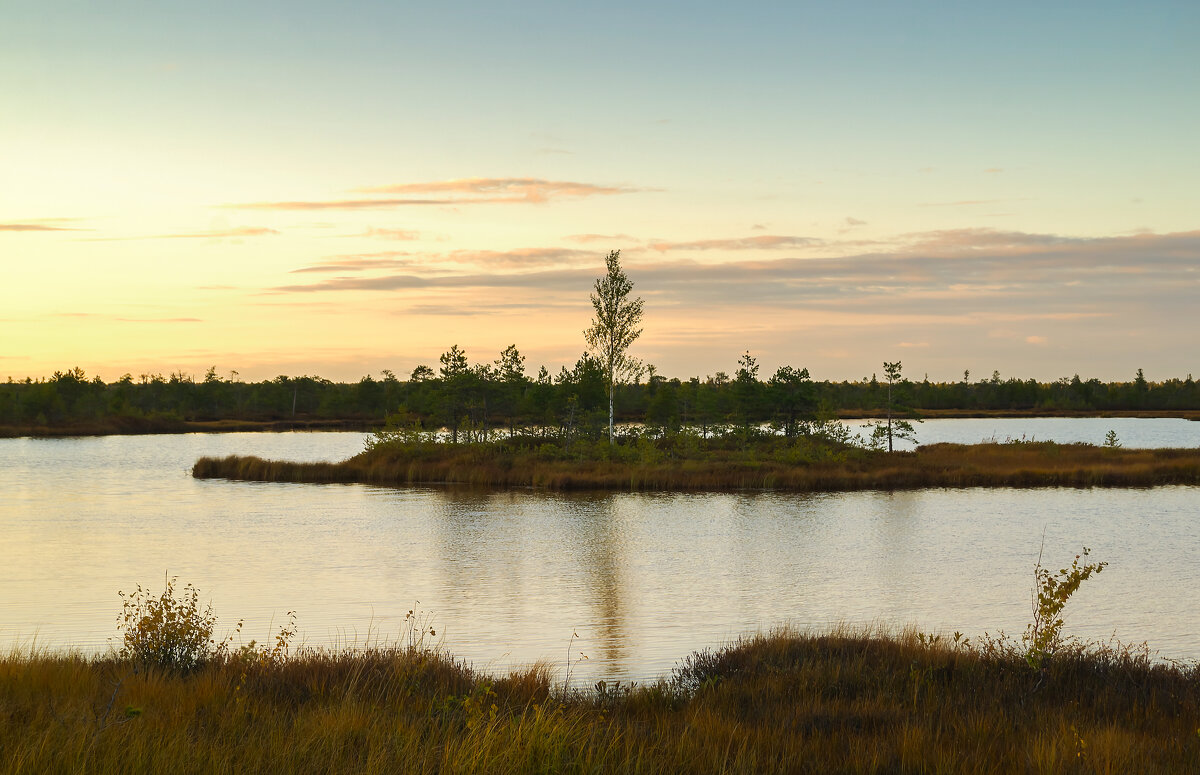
[{"x1": 3, "y1": 1, "x2": 1198, "y2": 383}]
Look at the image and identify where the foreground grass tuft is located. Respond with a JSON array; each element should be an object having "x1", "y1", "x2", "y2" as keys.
[{"x1": 4, "y1": 627, "x2": 1200, "y2": 774}]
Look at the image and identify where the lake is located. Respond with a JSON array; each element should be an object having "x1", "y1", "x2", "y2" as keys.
[
  {"x1": 856, "y1": 415, "x2": 1200, "y2": 450},
  {"x1": 2, "y1": 418, "x2": 1198, "y2": 685}
]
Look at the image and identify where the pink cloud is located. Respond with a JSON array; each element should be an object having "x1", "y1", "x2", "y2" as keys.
[
  {"x1": 354, "y1": 178, "x2": 638, "y2": 203},
  {"x1": 230, "y1": 178, "x2": 646, "y2": 211},
  {"x1": 227, "y1": 198, "x2": 453, "y2": 211}
]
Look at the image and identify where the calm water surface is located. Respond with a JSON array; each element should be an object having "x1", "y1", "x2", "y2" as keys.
[
  {"x1": 2, "y1": 421, "x2": 1198, "y2": 684},
  {"x1": 851, "y1": 415, "x2": 1200, "y2": 449}
]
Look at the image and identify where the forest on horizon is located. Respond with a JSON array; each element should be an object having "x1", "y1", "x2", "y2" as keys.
[{"x1": 3, "y1": 350, "x2": 1198, "y2": 436}]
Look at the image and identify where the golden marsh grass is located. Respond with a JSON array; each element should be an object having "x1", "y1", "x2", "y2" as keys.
[{"x1": 4, "y1": 626, "x2": 1199, "y2": 774}]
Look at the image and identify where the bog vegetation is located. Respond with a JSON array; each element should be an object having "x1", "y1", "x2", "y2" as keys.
[
  {"x1": 6, "y1": 554, "x2": 1200, "y2": 774},
  {"x1": 194, "y1": 437, "x2": 1200, "y2": 491}
]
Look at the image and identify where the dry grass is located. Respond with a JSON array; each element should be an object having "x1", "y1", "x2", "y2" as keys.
[
  {"x1": 193, "y1": 440, "x2": 1200, "y2": 492},
  {"x1": 4, "y1": 627, "x2": 1200, "y2": 774}
]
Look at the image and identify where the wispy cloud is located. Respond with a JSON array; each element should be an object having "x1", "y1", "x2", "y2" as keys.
[
  {"x1": 564, "y1": 233, "x2": 638, "y2": 244},
  {"x1": 114, "y1": 317, "x2": 203, "y2": 323},
  {"x1": 87, "y1": 226, "x2": 278, "y2": 241},
  {"x1": 896, "y1": 228, "x2": 1081, "y2": 254},
  {"x1": 229, "y1": 197, "x2": 456, "y2": 211},
  {"x1": 648, "y1": 235, "x2": 822, "y2": 252},
  {"x1": 917, "y1": 199, "x2": 1026, "y2": 208},
  {"x1": 356, "y1": 178, "x2": 641, "y2": 202},
  {"x1": 398, "y1": 299, "x2": 580, "y2": 317},
  {"x1": 359, "y1": 227, "x2": 422, "y2": 240},
  {"x1": 442, "y1": 247, "x2": 597, "y2": 268},
  {"x1": 838, "y1": 217, "x2": 867, "y2": 234},
  {"x1": 52, "y1": 312, "x2": 202, "y2": 323},
  {"x1": 291, "y1": 252, "x2": 418, "y2": 274},
  {"x1": 291, "y1": 247, "x2": 597, "y2": 275},
  {"x1": 1, "y1": 222, "x2": 85, "y2": 232},
  {"x1": 272, "y1": 274, "x2": 441, "y2": 293},
  {"x1": 229, "y1": 178, "x2": 645, "y2": 211},
  {"x1": 265, "y1": 231, "x2": 1200, "y2": 334}
]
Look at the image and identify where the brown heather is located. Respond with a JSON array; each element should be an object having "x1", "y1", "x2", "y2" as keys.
[
  {"x1": 192, "y1": 440, "x2": 1200, "y2": 491},
  {"x1": 4, "y1": 626, "x2": 1200, "y2": 774}
]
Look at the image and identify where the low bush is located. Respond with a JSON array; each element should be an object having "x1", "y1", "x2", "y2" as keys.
[{"x1": 115, "y1": 576, "x2": 223, "y2": 674}]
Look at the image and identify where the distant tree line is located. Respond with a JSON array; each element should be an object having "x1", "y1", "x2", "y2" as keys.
[{"x1": 2, "y1": 359, "x2": 1197, "y2": 436}]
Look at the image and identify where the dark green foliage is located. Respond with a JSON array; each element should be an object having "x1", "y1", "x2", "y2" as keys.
[{"x1": 3, "y1": 362, "x2": 1200, "y2": 438}]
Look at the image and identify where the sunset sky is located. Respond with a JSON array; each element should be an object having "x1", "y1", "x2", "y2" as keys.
[{"x1": 3, "y1": 1, "x2": 1198, "y2": 383}]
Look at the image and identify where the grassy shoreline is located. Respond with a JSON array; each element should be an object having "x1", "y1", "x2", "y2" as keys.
[
  {"x1": 5, "y1": 626, "x2": 1198, "y2": 773},
  {"x1": 193, "y1": 440, "x2": 1200, "y2": 491}
]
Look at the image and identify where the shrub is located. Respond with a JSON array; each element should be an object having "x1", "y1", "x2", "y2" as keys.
[
  {"x1": 116, "y1": 576, "x2": 223, "y2": 674},
  {"x1": 1024, "y1": 546, "x2": 1107, "y2": 670},
  {"x1": 364, "y1": 409, "x2": 431, "y2": 451}
]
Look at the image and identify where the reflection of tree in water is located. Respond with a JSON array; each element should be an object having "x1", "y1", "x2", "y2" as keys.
[
  {"x1": 873, "y1": 490, "x2": 920, "y2": 612},
  {"x1": 559, "y1": 492, "x2": 629, "y2": 679},
  {"x1": 421, "y1": 488, "x2": 629, "y2": 680}
]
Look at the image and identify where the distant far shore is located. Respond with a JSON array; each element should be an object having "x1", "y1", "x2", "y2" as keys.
[
  {"x1": 3, "y1": 408, "x2": 1198, "y2": 439},
  {"x1": 0, "y1": 417, "x2": 375, "y2": 439}
]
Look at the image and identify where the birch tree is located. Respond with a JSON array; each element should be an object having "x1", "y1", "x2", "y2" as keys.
[{"x1": 584, "y1": 250, "x2": 644, "y2": 444}]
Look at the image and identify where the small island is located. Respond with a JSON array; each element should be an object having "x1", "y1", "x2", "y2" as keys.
[{"x1": 193, "y1": 434, "x2": 1200, "y2": 492}]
